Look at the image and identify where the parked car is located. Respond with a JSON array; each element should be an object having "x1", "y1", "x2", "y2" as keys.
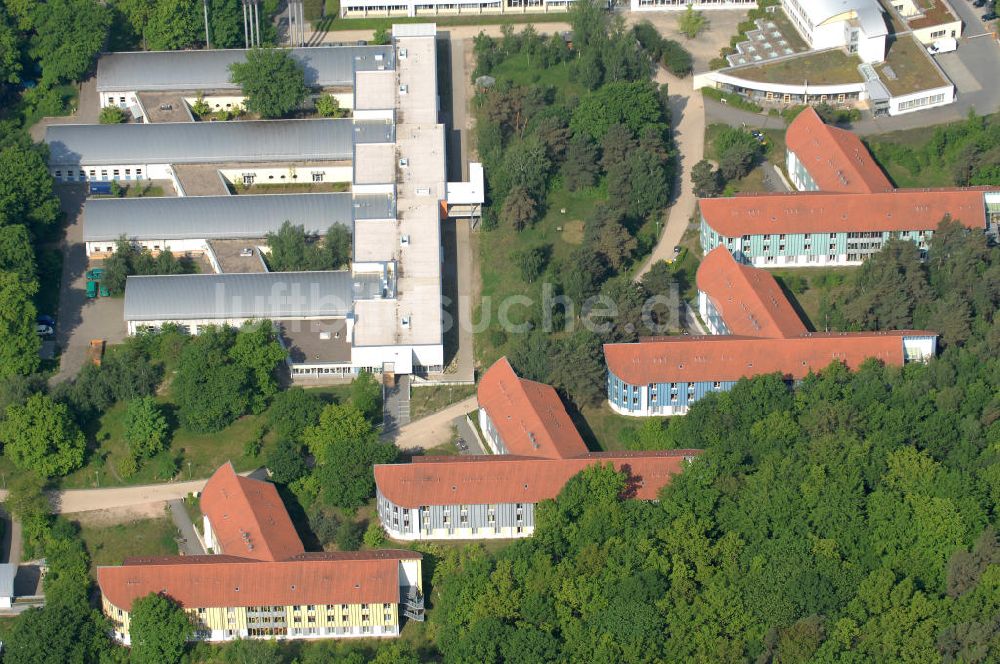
[
  {"x1": 36, "y1": 324, "x2": 54, "y2": 336},
  {"x1": 973, "y1": 0, "x2": 986, "y2": 8},
  {"x1": 240, "y1": 247, "x2": 254, "y2": 257},
  {"x1": 984, "y1": 11, "x2": 998, "y2": 21},
  {"x1": 36, "y1": 314, "x2": 56, "y2": 327}
]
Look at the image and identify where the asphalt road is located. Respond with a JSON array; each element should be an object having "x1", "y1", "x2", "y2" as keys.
[
  {"x1": 50, "y1": 185, "x2": 127, "y2": 385},
  {"x1": 168, "y1": 499, "x2": 206, "y2": 555}
]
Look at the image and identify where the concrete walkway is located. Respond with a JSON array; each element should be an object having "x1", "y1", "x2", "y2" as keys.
[
  {"x1": 636, "y1": 65, "x2": 704, "y2": 278},
  {"x1": 167, "y1": 499, "x2": 206, "y2": 555},
  {"x1": 382, "y1": 395, "x2": 478, "y2": 449}
]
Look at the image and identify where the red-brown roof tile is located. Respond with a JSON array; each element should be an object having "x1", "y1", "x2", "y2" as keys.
[
  {"x1": 374, "y1": 450, "x2": 699, "y2": 508},
  {"x1": 199, "y1": 463, "x2": 304, "y2": 563},
  {"x1": 699, "y1": 187, "x2": 994, "y2": 237},
  {"x1": 786, "y1": 107, "x2": 893, "y2": 194},
  {"x1": 604, "y1": 331, "x2": 935, "y2": 385},
  {"x1": 696, "y1": 247, "x2": 807, "y2": 338},
  {"x1": 477, "y1": 358, "x2": 588, "y2": 459},
  {"x1": 98, "y1": 551, "x2": 419, "y2": 611}
]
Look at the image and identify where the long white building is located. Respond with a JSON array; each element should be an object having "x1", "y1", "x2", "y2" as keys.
[{"x1": 49, "y1": 26, "x2": 482, "y2": 380}]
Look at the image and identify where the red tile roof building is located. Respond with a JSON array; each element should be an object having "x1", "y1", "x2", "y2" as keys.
[
  {"x1": 696, "y1": 246, "x2": 807, "y2": 338},
  {"x1": 476, "y1": 357, "x2": 588, "y2": 458},
  {"x1": 97, "y1": 464, "x2": 424, "y2": 645},
  {"x1": 700, "y1": 108, "x2": 999, "y2": 268},
  {"x1": 374, "y1": 358, "x2": 700, "y2": 541},
  {"x1": 605, "y1": 247, "x2": 938, "y2": 417},
  {"x1": 785, "y1": 107, "x2": 893, "y2": 194}
]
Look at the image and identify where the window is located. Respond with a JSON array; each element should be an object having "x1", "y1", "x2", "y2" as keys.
[
  {"x1": 125, "y1": 169, "x2": 130, "y2": 176},
  {"x1": 136, "y1": 168, "x2": 142, "y2": 177},
  {"x1": 312, "y1": 171, "x2": 324, "y2": 182},
  {"x1": 55, "y1": 171, "x2": 62, "y2": 178},
  {"x1": 113, "y1": 169, "x2": 120, "y2": 178},
  {"x1": 930, "y1": 29, "x2": 946, "y2": 39}
]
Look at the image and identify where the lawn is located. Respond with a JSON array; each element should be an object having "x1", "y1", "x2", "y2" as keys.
[
  {"x1": 58, "y1": 398, "x2": 274, "y2": 490},
  {"x1": 571, "y1": 403, "x2": 644, "y2": 452},
  {"x1": 765, "y1": 266, "x2": 854, "y2": 329},
  {"x1": 410, "y1": 384, "x2": 476, "y2": 420},
  {"x1": 875, "y1": 36, "x2": 947, "y2": 97},
  {"x1": 76, "y1": 514, "x2": 178, "y2": 569},
  {"x1": 475, "y1": 182, "x2": 607, "y2": 367},
  {"x1": 232, "y1": 182, "x2": 350, "y2": 194},
  {"x1": 490, "y1": 55, "x2": 584, "y2": 95},
  {"x1": 733, "y1": 49, "x2": 863, "y2": 85}
]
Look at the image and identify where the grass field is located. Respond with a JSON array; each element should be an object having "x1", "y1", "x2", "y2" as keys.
[
  {"x1": 410, "y1": 384, "x2": 476, "y2": 420},
  {"x1": 734, "y1": 49, "x2": 863, "y2": 85},
  {"x1": 876, "y1": 36, "x2": 946, "y2": 97},
  {"x1": 77, "y1": 514, "x2": 179, "y2": 569},
  {"x1": 766, "y1": 266, "x2": 853, "y2": 329}
]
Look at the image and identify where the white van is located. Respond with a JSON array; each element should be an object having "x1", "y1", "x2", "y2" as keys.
[{"x1": 927, "y1": 38, "x2": 958, "y2": 55}]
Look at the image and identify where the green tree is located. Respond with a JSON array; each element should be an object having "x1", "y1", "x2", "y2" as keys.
[
  {"x1": 662, "y1": 40, "x2": 693, "y2": 77},
  {"x1": 0, "y1": 144, "x2": 61, "y2": 232},
  {"x1": 0, "y1": 224, "x2": 37, "y2": 283},
  {"x1": 718, "y1": 141, "x2": 758, "y2": 181},
  {"x1": 363, "y1": 520, "x2": 386, "y2": 548},
  {"x1": 29, "y1": 0, "x2": 110, "y2": 85},
  {"x1": 561, "y1": 134, "x2": 600, "y2": 191},
  {"x1": 372, "y1": 26, "x2": 391, "y2": 46},
  {"x1": 123, "y1": 396, "x2": 169, "y2": 460},
  {"x1": 0, "y1": 271, "x2": 39, "y2": 378},
  {"x1": 318, "y1": 224, "x2": 352, "y2": 269},
  {"x1": 172, "y1": 327, "x2": 251, "y2": 432},
  {"x1": 549, "y1": 331, "x2": 606, "y2": 406},
  {"x1": 570, "y1": 80, "x2": 667, "y2": 142},
  {"x1": 209, "y1": 0, "x2": 244, "y2": 48},
  {"x1": 304, "y1": 403, "x2": 398, "y2": 509},
  {"x1": 0, "y1": 393, "x2": 85, "y2": 477},
  {"x1": 513, "y1": 245, "x2": 549, "y2": 283},
  {"x1": 266, "y1": 386, "x2": 323, "y2": 441},
  {"x1": 145, "y1": 0, "x2": 201, "y2": 51},
  {"x1": 608, "y1": 149, "x2": 669, "y2": 220},
  {"x1": 350, "y1": 370, "x2": 381, "y2": 421},
  {"x1": 691, "y1": 159, "x2": 722, "y2": 197},
  {"x1": 230, "y1": 47, "x2": 308, "y2": 119},
  {"x1": 265, "y1": 221, "x2": 311, "y2": 271},
  {"x1": 266, "y1": 437, "x2": 308, "y2": 484},
  {"x1": 335, "y1": 520, "x2": 364, "y2": 550},
  {"x1": 677, "y1": 4, "x2": 708, "y2": 39},
  {"x1": 229, "y1": 321, "x2": 287, "y2": 412},
  {"x1": 500, "y1": 186, "x2": 538, "y2": 231},
  {"x1": 4, "y1": 604, "x2": 112, "y2": 664},
  {"x1": 98, "y1": 105, "x2": 127, "y2": 124},
  {"x1": 315, "y1": 93, "x2": 347, "y2": 118},
  {"x1": 130, "y1": 592, "x2": 192, "y2": 664},
  {"x1": 0, "y1": 10, "x2": 22, "y2": 86}
]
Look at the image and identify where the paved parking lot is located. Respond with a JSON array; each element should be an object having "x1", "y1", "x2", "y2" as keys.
[{"x1": 51, "y1": 186, "x2": 127, "y2": 385}]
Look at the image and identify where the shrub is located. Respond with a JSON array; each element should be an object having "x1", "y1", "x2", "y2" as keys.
[{"x1": 98, "y1": 105, "x2": 126, "y2": 124}]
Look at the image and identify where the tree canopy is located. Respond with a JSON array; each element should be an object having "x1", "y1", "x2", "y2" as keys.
[
  {"x1": 28, "y1": 0, "x2": 110, "y2": 86},
  {"x1": 129, "y1": 592, "x2": 192, "y2": 664},
  {"x1": 0, "y1": 392, "x2": 85, "y2": 477},
  {"x1": 230, "y1": 47, "x2": 308, "y2": 119}
]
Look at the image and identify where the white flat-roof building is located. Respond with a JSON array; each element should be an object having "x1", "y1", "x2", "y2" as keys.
[
  {"x1": 87, "y1": 25, "x2": 480, "y2": 379},
  {"x1": 781, "y1": 0, "x2": 888, "y2": 63}
]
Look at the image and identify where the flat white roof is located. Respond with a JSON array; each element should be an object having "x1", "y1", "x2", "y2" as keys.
[{"x1": 447, "y1": 162, "x2": 485, "y2": 205}]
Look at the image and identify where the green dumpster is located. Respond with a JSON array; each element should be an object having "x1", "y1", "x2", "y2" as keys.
[
  {"x1": 86, "y1": 280, "x2": 98, "y2": 298},
  {"x1": 99, "y1": 284, "x2": 110, "y2": 297}
]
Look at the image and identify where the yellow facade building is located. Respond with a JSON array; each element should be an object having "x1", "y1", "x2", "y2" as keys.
[{"x1": 97, "y1": 464, "x2": 423, "y2": 644}]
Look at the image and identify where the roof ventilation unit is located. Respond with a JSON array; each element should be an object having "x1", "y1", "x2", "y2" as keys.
[
  {"x1": 401, "y1": 234, "x2": 410, "y2": 246},
  {"x1": 399, "y1": 48, "x2": 408, "y2": 59},
  {"x1": 399, "y1": 157, "x2": 409, "y2": 167},
  {"x1": 402, "y1": 316, "x2": 411, "y2": 329},
  {"x1": 399, "y1": 84, "x2": 408, "y2": 95}
]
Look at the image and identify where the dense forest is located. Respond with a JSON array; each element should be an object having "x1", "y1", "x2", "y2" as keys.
[
  {"x1": 472, "y1": 5, "x2": 692, "y2": 411},
  {"x1": 429, "y1": 222, "x2": 1000, "y2": 663}
]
